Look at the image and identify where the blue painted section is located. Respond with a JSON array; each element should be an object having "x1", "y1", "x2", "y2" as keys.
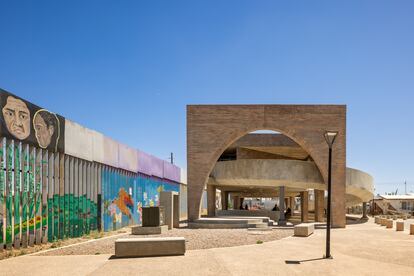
[{"x1": 101, "y1": 168, "x2": 179, "y2": 232}]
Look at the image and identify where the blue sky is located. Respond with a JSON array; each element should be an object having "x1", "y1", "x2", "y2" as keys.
[{"x1": 0, "y1": 1, "x2": 413, "y2": 194}]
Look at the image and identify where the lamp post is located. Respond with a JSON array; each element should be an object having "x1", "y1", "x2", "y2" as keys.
[{"x1": 324, "y1": 130, "x2": 338, "y2": 259}]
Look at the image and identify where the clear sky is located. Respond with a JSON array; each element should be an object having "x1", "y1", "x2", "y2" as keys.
[{"x1": 0, "y1": 1, "x2": 413, "y2": 194}]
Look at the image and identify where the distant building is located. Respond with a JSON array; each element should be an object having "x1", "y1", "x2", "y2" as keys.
[{"x1": 373, "y1": 194, "x2": 414, "y2": 215}]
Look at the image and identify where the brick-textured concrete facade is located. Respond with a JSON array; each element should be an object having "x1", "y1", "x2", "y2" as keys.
[{"x1": 187, "y1": 105, "x2": 346, "y2": 227}]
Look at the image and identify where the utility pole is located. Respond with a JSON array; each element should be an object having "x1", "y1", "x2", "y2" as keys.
[
  {"x1": 169, "y1": 152, "x2": 174, "y2": 164},
  {"x1": 405, "y1": 180, "x2": 407, "y2": 195}
]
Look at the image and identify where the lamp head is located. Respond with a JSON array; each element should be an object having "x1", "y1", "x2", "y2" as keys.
[{"x1": 324, "y1": 131, "x2": 338, "y2": 148}]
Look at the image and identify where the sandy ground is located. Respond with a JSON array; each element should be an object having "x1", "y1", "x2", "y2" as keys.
[
  {"x1": 0, "y1": 228, "x2": 129, "y2": 260},
  {"x1": 37, "y1": 226, "x2": 294, "y2": 255},
  {"x1": 1, "y1": 218, "x2": 414, "y2": 276}
]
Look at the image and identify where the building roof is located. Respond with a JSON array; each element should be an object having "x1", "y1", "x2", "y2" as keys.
[{"x1": 380, "y1": 194, "x2": 414, "y2": 200}]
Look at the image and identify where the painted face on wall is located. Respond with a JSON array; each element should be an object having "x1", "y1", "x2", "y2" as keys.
[
  {"x1": 33, "y1": 111, "x2": 55, "y2": 148},
  {"x1": 2, "y1": 96, "x2": 30, "y2": 140}
]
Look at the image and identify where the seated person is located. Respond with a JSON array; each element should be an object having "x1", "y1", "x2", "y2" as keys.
[{"x1": 285, "y1": 207, "x2": 292, "y2": 218}]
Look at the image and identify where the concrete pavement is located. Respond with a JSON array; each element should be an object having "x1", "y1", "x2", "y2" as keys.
[{"x1": 1, "y1": 218, "x2": 413, "y2": 276}]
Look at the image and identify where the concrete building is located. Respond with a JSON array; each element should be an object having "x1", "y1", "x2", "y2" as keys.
[
  {"x1": 187, "y1": 105, "x2": 374, "y2": 227},
  {"x1": 373, "y1": 194, "x2": 414, "y2": 215}
]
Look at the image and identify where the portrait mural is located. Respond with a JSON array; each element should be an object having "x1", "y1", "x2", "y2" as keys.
[{"x1": 0, "y1": 88, "x2": 65, "y2": 152}]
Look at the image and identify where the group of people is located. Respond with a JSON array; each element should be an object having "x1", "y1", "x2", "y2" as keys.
[{"x1": 272, "y1": 204, "x2": 292, "y2": 218}]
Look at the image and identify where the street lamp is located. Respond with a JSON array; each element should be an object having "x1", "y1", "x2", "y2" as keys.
[{"x1": 324, "y1": 130, "x2": 338, "y2": 259}]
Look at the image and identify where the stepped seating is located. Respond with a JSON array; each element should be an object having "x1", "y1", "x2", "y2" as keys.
[{"x1": 188, "y1": 217, "x2": 270, "y2": 229}]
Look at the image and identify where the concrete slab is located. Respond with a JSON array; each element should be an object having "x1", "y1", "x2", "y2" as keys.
[
  {"x1": 131, "y1": 225, "x2": 168, "y2": 235},
  {"x1": 115, "y1": 237, "x2": 186, "y2": 258}
]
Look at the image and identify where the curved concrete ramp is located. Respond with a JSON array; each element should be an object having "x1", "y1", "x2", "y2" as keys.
[{"x1": 210, "y1": 159, "x2": 374, "y2": 205}]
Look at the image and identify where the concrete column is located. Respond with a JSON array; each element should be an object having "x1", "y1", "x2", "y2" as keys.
[
  {"x1": 173, "y1": 194, "x2": 180, "y2": 228},
  {"x1": 207, "y1": 185, "x2": 216, "y2": 217},
  {"x1": 314, "y1": 189, "x2": 325, "y2": 222},
  {"x1": 221, "y1": 191, "x2": 229, "y2": 210},
  {"x1": 289, "y1": 197, "x2": 294, "y2": 210},
  {"x1": 300, "y1": 191, "x2": 309, "y2": 223},
  {"x1": 232, "y1": 195, "x2": 240, "y2": 210},
  {"x1": 362, "y1": 202, "x2": 368, "y2": 219},
  {"x1": 278, "y1": 186, "x2": 286, "y2": 225}
]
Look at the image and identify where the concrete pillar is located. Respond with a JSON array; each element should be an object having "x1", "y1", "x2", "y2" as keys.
[
  {"x1": 207, "y1": 185, "x2": 216, "y2": 217},
  {"x1": 173, "y1": 194, "x2": 180, "y2": 228},
  {"x1": 278, "y1": 186, "x2": 286, "y2": 225},
  {"x1": 362, "y1": 202, "x2": 368, "y2": 219},
  {"x1": 289, "y1": 197, "x2": 294, "y2": 210},
  {"x1": 221, "y1": 191, "x2": 228, "y2": 210},
  {"x1": 300, "y1": 191, "x2": 309, "y2": 223},
  {"x1": 232, "y1": 195, "x2": 240, "y2": 210},
  {"x1": 160, "y1": 191, "x2": 180, "y2": 230},
  {"x1": 314, "y1": 190, "x2": 325, "y2": 222}
]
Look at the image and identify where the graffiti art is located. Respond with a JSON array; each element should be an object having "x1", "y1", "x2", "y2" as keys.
[{"x1": 0, "y1": 89, "x2": 65, "y2": 152}]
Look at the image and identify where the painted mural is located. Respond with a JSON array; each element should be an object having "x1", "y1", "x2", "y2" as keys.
[
  {"x1": 0, "y1": 136, "x2": 180, "y2": 250},
  {"x1": 102, "y1": 168, "x2": 179, "y2": 232},
  {"x1": 0, "y1": 89, "x2": 65, "y2": 153}
]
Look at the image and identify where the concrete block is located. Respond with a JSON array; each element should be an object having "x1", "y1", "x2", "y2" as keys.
[
  {"x1": 103, "y1": 136, "x2": 119, "y2": 168},
  {"x1": 160, "y1": 191, "x2": 179, "y2": 230},
  {"x1": 386, "y1": 219, "x2": 393, "y2": 229},
  {"x1": 118, "y1": 143, "x2": 138, "y2": 172},
  {"x1": 64, "y1": 119, "x2": 93, "y2": 161},
  {"x1": 410, "y1": 224, "x2": 414, "y2": 235},
  {"x1": 294, "y1": 223, "x2": 314, "y2": 237},
  {"x1": 374, "y1": 217, "x2": 380, "y2": 224},
  {"x1": 163, "y1": 161, "x2": 181, "y2": 182},
  {"x1": 131, "y1": 225, "x2": 168, "y2": 235},
  {"x1": 380, "y1": 218, "x2": 387, "y2": 226},
  {"x1": 115, "y1": 237, "x2": 185, "y2": 258},
  {"x1": 396, "y1": 221, "x2": 404, "y2": 231}
]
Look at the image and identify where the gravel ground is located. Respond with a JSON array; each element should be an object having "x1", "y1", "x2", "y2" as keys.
[{"x1": 38, "y1": 226, "x2": 294, "y2": 256}]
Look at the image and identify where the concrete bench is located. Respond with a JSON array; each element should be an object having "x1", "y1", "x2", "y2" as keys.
[
  {"x1": 131, "y1": 225, "x2": 168, "y2": 235},
  {"x1": 294, "y1": 223, "x2": 314, "y2": 237},
  {"x1": 410, "y1": 224, "x2": 414, "y2": 235},
  {"x1": 396, "y1": 221, "x2": 404, "y2": 231},
  {"x1": 386, "y1": 219, "x2": 393, "y2": 229},
  {"x1": 115, "y1": 237, "x2": 185, "y2": 258}
]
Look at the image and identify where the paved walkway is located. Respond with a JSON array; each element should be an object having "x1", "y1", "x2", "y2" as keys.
[{"x1": 1, "y1": 218, "x2": 413, "y2": 276}]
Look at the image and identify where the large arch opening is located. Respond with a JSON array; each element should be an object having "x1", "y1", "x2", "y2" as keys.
[
  {"x1": 206, "y1": 130, "x2": 327, "y2": 225},
  {"x1": 187, "y1": 105, "x2": 346, "y2": 227}
]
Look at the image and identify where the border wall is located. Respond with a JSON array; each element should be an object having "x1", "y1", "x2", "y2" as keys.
[{"x1": 0, "y1": 88, "x2": 185, "y2": 250}]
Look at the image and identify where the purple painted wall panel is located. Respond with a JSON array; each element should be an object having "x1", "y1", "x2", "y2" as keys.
[
  {"x1": 137, "y1": 150, "x2": 164, "y2": 178},
  {"x1": 163, "y1": 161, "x2": 180, "y2": 182}
]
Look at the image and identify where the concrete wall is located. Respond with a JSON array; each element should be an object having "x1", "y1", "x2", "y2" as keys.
[
  {"x1": 64, "y1": 120, "x2": 181, "y2": 183},
  {"x1": 64, "y1": 119, "x2": 93, "y2": 161}
]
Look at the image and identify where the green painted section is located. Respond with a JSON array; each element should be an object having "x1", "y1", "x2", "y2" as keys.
[
  {"x1": 6, "y1": 143, "x2": 13, "y2": 246},
  {"x1": 0, "y1": 142, "x2": 5, "y2": 245},
  {"x1": 64, "y1": 194, "x2": 69, "y2": 238},
  {"x1": 47, "y1": 198, "x2": 53, "y2": 241},
  {"x1": 59, "y1": 195, "x2": 64, "y2": 239},
  {"x1": 53, "y1": 194, "x2": 59, "y2": 240},
  {"x1": 14, "y1": 145, "x2": 20, "y2": 239}
]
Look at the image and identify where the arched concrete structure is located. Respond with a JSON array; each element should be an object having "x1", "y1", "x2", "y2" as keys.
[
  {"x1": 187, "y1": 105, "x2": 346, "y2": 227},
  {"x1": 346, "y1": 168, "x2": 374, "y2": 206},
  {"x1": 210, "y1": 159, "x2": 325, "y2": 190}
]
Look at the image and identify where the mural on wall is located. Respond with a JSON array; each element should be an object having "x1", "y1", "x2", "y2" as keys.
[
  {"x1": 0, "y1": 138, "x2": 99, "y2": 249},
  {"x1": 0, "y1": 89, "x2": 65, "y2": 152},
  {"x1": 102, "y1": 169, "x2": 180, "y2": 232}
]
